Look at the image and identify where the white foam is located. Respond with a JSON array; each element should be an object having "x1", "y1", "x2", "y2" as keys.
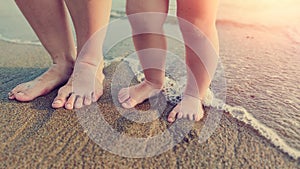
[
  {"x1": 226, "y1": 105, "x2": 300, "y2": 159},
  {"x1": 123, "y1": 55, "x2": 300, "y2": 160},
  {"x1": 0, "y1": 34, "x2": 41, "y2": 46}
]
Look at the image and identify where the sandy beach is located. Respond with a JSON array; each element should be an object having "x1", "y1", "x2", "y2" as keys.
[{"x1": 0, "y1": 21, "x2": 299, "y2": 168}]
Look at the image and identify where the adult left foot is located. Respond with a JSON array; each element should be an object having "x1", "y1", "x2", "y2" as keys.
[{"x1": 8, "y1": 63, "x2": 74, "y2": 102}]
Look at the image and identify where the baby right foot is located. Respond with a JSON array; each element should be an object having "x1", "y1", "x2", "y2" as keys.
[
  {"x1": 167, "y1": 94, "x2": 204, "y2": 123},
  {"x1": 118, "y1": 80, "x2": 163, "y2": 109}
]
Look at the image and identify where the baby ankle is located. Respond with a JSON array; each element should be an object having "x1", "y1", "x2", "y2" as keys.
[
  {"x1": 183, "y1": 92, "x2": 203, "y2": 102},
  {"x1": 144, "y1": 79, "x2": 164, "y2": 89}
]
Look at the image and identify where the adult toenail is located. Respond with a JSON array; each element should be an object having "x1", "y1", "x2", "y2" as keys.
[{"x1": 18, "y1": 92, "x2": 24, "y2": 95}]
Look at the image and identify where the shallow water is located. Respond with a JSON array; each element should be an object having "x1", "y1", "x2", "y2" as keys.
[{"x1": 0, "y1": 0, "x2": 299, "y2": 159}]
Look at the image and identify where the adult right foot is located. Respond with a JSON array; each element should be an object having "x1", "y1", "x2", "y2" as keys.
[
  {"x1": 51, "y1": 58, "x2": 105, "y2": 110},
  {"x1": 8, "y1": 62, "x2": 74, "y2": 102}
]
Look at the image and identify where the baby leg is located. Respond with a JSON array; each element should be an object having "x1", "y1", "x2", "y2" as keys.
[
  {"x1": 118, "y1": 0, "x2": 169, "y2": 108},
  {"x1": 168, "y1": 0, "x2": 219, "y2": 122}
]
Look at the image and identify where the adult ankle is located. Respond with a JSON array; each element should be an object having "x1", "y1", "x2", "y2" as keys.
[{"x1": 51, "y1": 51, "x2": 76, "y2": 66}]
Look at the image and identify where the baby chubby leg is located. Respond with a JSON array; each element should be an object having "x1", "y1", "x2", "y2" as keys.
[
  {"x1": 168, "y1": 0, "x2": 219, "y2": 122},
  {"x1": 118, "y1": 0, "x2": 169, "y2": 108}
]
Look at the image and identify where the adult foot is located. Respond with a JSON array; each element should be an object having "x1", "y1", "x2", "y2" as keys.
[
  {"x1": 51, "y1": 60, "x2": 105, "y2": 109},
  {"x1": 167, "y1": 94, "x2": 204, "y2": 123},
  {"x1": 118, "y1": 80, "x2": 163, "y2": 109},
  {"x1": 8, "y1": 63, "x2": 73, "y2": 102}
]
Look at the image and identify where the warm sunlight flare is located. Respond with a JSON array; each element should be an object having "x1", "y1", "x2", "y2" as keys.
[
  {"x1": 0, "y1": 0, "x2": 299, "y2": 167},
  {"x1": 219, "y1": 0, "x2": 300, "y2": 26}
]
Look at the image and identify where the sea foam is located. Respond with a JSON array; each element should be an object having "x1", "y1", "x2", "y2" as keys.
[{"x1": 123, "y1": 52, "x2": 300, "y2": 160}]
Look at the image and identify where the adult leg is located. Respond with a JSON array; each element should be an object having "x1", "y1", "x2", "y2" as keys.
[
  {"x1": 9, "y1": 0, "x2": 76, "y2": 101},
  {"x1": 52, "y1": 0, "x2": 112, "y2": 109},
  {"x1": 118, "y1": 0, "x2": 169, "y2": 108},
  {"x1": 168, "y1": 0, "x2": 219, "y2": 122}
]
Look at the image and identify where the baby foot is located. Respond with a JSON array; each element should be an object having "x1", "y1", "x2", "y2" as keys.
[
  {"x1": 8, "y1": 63, "x2": 73, "y2": 102},
  {"x1": 167, "y1": 94, "x2": 204, "y2": 123},
  {"x1": 51, "y1": 60, "x2": 104, "y2": 109},
  {"x1": 118, "y1": 80, "x2": 163, "y2": 109}
]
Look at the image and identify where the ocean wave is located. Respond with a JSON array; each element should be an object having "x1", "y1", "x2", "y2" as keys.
[
  {"x1": 0, "y1": 11, "x2": 126, "y2": 46},
  {"x1": 216, "y1": 19, "x2": 269, "y2": 30},
  {"x1": 123, "y1": 54, "x2": 300, "y2": 160},
  {"x1": 0, "y1": 33, "x2": 41, "y2": 46},
  {"x1": 284, "y1": 26, "x2": 300, "y2": 44},
  {"x1": 110, "y1": 10, "x2": 126, "y2": 19},
  {"x1": 1, "y1": 15, "x2": 299, "y2": 46},
  {"x1": 217, "y1": 19, "x2": 300, "y2": 45},
  {"x1": 224, "y1": 105, "x2": 300, "y2": 160}
]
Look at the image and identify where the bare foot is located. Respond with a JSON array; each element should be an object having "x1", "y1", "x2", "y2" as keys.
[
  {"x1": 8, "y1": 63, "x2": 73, "y2": 102},
  {"x1": 167, "y1": 94, "x2": 204, "y2": 122},
  {"x1": 51, "y1": 60, "x2": 104, "y2": 109},
  {"x1": 118, "y1": 80, "x2": 163, "y2": 109}
]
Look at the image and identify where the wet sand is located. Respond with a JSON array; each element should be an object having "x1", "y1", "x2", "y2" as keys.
[{"x1": 0, "y1": 24, "x2": 299, "y2": 168}]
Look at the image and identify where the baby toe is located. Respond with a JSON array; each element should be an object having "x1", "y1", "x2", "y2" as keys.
[
  {"x1": 118, "y1": 88, "x2": 129, "y2": 103},
  {"x1": 188, "y1": 113, "x2": 194, "y2": 121},
  {"x1": 177, "y1": 112, "x2": 183, "y2": 119},
  {"x1": 121, "y1": 98, "x2": 137, "y2": 109},
  {"x1": 167, "y1": 110, "x2": 178, "y2": 123},
  {"x1": 194, "y1": 113, "x2": 202, "y2": 121}
]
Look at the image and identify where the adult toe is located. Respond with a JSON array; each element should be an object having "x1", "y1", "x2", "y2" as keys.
[
  {"x1": 74, "y1": 96, "x2": 84, "y2": 109},
  {"x1": 14, "y1": 90, "x2": 34, "y2": 102},
  {"x1": 65, "y1": 94, "x2": 76, "y2": 110},
  {"x1": 84, "y1": 94, "x2": 92, "y2": 106},
  {"x1": 52, "y1": 88, "x2": 70, "y2": 108},
  {"x1": 9, "y1": 83, "x2": 28, "y2": 99}
]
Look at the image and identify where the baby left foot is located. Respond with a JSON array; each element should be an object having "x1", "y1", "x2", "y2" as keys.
[
  {"x1": 167, "y1": 94, "x2": 204, "y2": 122},
  {"x1": 118, "y1": 80, "x2": 163, "y2": 109}
]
